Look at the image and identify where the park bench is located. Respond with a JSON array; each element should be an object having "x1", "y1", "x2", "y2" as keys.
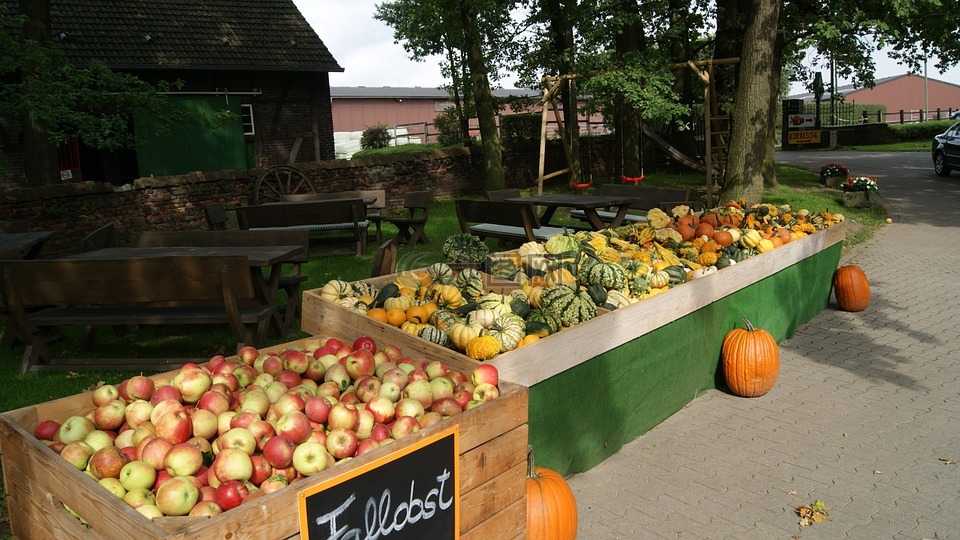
[
  {"x1": 235, "y1": 198, "x2": 368, "y2": 256},
  {"x1": 1, "y1": 256, "x2": 277, "y2": 373},
  {"x1": 569, "y1": 184, "x2": 693, "y2": 224},
  {"x1": 456, "y1": 199, "x2": 567, "y2": 245}
]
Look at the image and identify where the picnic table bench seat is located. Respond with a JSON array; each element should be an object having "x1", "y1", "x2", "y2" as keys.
[
  {"x1": 456, "y1": 199, "x2": 567, "y2": 244},
  {"x1": 235, "y1": 198, "x2": 368, "y2": 256},
  {"x1": 1, "y1": 256, "x2": 277, "y2": 373},
  {"x1": 569, "y1": 184, "x2": 692, "y2": 225}
]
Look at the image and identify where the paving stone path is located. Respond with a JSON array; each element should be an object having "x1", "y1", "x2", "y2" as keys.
[{"x1": 568, "y1": 152, "x2": 960, "y2": 539}]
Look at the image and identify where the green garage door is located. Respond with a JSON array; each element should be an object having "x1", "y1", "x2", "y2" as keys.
[{"x1": 134, "y1": 97, "x2": 246, "y2": 177}]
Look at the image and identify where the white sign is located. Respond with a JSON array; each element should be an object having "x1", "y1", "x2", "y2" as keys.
[{"x1": 786, "y1": 114, "x2": 816, "y2": 128}]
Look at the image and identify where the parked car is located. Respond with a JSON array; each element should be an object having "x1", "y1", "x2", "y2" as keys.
[
  {"x1": 951, "y1": 110, "x2": 960, "y2": 120},
  {"x1": 933, "y1": 121, "x2": 960, "y2": 176}
]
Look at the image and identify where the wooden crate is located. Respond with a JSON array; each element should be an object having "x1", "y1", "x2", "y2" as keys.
[
  {"x1": 0, "y1": 338, "x2": 528, "y2": 540},
  {"x1": 305, "y1": 222, "x2": 849, "y2": 387}
]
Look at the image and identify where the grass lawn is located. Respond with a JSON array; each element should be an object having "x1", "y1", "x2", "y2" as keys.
[{"x1": 0, "y1": 162, "x2": 886, "y2": 536}]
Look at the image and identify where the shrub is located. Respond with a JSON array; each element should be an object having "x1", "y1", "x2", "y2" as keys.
[
  {"x1": 361, "y1": 124, "x2": 392, "y2": 149},
  {"x1": 434, "y1": 108, "x2": 469, "y2": 147},
  {"x1": 500, "y1": 113, "x2": 542, "y2": 146}
]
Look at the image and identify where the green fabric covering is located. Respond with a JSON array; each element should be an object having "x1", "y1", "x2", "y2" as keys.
[{"x1": 528, "y1": 243, "x2": 842, "y2": 475}]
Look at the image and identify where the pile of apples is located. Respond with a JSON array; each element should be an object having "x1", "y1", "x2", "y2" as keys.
[{"x1": 32, "y1": 335, "x2": 501, "y2": 520}]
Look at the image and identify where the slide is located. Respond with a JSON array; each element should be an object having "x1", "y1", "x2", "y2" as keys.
[{"x1": 640, "y1": 123, "x2": 719, "y2": 175}]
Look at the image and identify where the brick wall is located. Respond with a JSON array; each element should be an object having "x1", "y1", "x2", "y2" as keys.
[{"x1": 0, "y1": 139, "x2": 591, "y2": 259}]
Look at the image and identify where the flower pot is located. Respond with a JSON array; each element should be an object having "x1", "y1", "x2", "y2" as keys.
[
  {"x1": 823, "y1": 175, "x2": 844, "y2": 188},
  {"x1": 842, "y1": 191, "x2": 871, "y2": 208}
]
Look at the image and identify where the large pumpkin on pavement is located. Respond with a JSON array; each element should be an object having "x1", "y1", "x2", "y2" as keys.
[
  {"x1": 833, "y1": 264, "x2": 870, "y2": 312},
  {"x1": 526, "y1": 447, "x2": 577, "y2": 540},
  {"x1": 721, "y1": 316, "x2": 780, "y2": 397}
]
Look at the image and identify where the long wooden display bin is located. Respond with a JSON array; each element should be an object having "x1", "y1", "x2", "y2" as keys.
[
  {"x1": 302, "y1": 222, "x2": 849, "y2": 476},
  {"x1": 0, "y1": 337, "x2": 529, "y2": 540}
]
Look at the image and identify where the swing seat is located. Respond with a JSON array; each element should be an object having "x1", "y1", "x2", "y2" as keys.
[
  {"x1": 620, "y1": 174, "x2": 645, "y2": 184},
  {"x1": 570, "y1": 181, "x2": 592, "y2": 194}
]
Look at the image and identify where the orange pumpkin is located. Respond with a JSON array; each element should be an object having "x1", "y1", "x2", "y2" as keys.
[
  {"x1": 673, "y1": 221, "x2": 697, "y2": 241},
  {"x1": 833, "y1": 264, "x2": 870, "y2": 312},
  {"x1": 526, "y1": 447, "x2": 577, "y2": 540},
  {"x1": 722, "y1": 316, "x2": 779, "y2": 397},
  {"x1": 695, "y1": 222, "x2": 716, "y2": 239},
  {"x1": 700, "y1": 212, "x2": 720, "y2": 228},
  {"x1": 713, "y1": 230, "x2": 734, "y2": 247}
]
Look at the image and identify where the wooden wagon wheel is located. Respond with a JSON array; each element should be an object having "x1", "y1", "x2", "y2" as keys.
[{"x1": 251, "y1": 166, "x2": 317, "y2": 205}]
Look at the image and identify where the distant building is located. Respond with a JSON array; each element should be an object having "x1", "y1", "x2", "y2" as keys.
[{"x1": 789, "y1": 74, "x2": 960, "y2": 120}]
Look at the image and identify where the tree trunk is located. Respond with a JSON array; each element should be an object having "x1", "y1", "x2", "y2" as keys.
[
  {"x1": 460, "y1": 1, "x2": 505, "y2": 190},
  {"x1": 21, "y1": 0, "x2": 59, "y2": 186},
  {"x1": 547, "y1": 0, "x2": 582, "y2": 186},
  {"x1": 666, "y1": 0, "x2": 698, "y2": 158},
  {"x1": 719, "y1": 0, "x2": 781, "y2": 205},
  {"x1": 614, "y1": 0, "x2": 645, "y2": 179}
]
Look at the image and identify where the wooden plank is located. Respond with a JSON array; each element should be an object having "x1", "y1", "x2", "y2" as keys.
[
  {"x1": 486, "y1": 221, "x2": 848, "y2": 386},
  {"x1": 460, "y1": 458, "x2": 527, "y2": 534},
  {"x1": 460, "y1": 424, "x2": 528, "y2": 493},
  {"x1": 461, "y1": 496, "x2": 527, "y2": 540}
]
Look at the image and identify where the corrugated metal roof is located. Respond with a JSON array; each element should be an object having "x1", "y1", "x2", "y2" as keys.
[
  {"x1": 787, "y1": 73, "x2": 959, "y2": 101},
  {"x1": 3, "y1": 0, "x2": 343, "y2": 73},
  {"x1": 331, "y1": 86, "x2": 541, "y2": 99}
]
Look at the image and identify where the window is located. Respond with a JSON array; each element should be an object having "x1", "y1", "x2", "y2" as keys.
[{"x1": 241, "y1": 104, "x2": 255, "y2": 135}]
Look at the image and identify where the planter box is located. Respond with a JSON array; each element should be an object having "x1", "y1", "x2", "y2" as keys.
[
  {"x1": 302, "y1": 222, "x2": 848, "y2": 475},
  {"x1": 0, "y1": 338, "x2": 528, "y2": 540}
]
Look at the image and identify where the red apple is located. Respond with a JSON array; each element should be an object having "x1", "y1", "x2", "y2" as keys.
[
  {"x1": 275, "y1": 370, "x2": 302, "y2": 389},
  {"x1": 94, "y1": 399, "x2": 128, "y2": 431},
  {"x1": 214, "y1": 479, "x2": 249, "y2": 511},
  {"x1": 149, "y1": 385, "x2": 182, "y2": 406},
  {"x1": 212, "y1": 448, "x2": 254, "y2": 483},
  {"x1": 236, "y1": 346, "x2": 260, "y2": 366},
  {"x1": 355, "y1": 438, "x2": 380, "y2": 457},
  {"x1": 92, "y1": 384, "x2": 121, "y2": 407},
  {"x1": 390, "y1": 416, "x2": 421, "y2": 439},
  {"x1": 249, "y1": 455, "x2": 273, "y2": 487},
  {"x1": 327, "y1": 402, "x2": 360, "y2": 431},
  {"x1": 344, "y1": 348, "x2": 376, "y2": 380},
  {"x1": 262, "y1": 434, "x2": 296, "y2": 469},
  {"x1": 139, "y1": 437, "x2": 174, "y2": 471},
  {"x1": 366, "y1": 396, "x2": 396, "y2": 424},
  {"x1": 282, "y1": 350, "x2": 310, "y2": 375},
  {"x1": 164, "y1": 442, "x2": 203, "y2": 477},
  {"x1": 89, "y1": 446, "x2": 129, "y2": 480},
  {"x1": 304, "y1": 396, "x2": 333, "y2": 424},
  {"x1": 125, "y1": 375, "x2": 156, "y2": 403},
  {"x1": 34, "y1": 419, "x2": 61, "y2": 441},
  {"x1": 430, "y1": 397, "x2": 463, "y2": 417},
  {"x1": 189, "y1": 500, "x2": 223, "y2": 517},
  {"x1": 325, "y1": 427, "x2": 359, "y2": 460},
  {"x1": 276, "y1": 411, "x2": 312, "y2": 444},
  {"x1": 471, "y1": 364, "x2": 499, "y2": 387},
  {"x1": 352, "y1": 335, "x2": 377, "y2": 354},
  {"x1": 154, "y1": 410, "x2": 193, "y2": 444}
]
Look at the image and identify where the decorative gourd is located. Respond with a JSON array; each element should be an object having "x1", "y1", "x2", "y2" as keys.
[
  {"x1": 400, "y1": 321, "x2": 430, "y2": 335},
  {"x1": 755, "y1": 238, "x2": 776, "y2": 253},
  {"x1": 526, "y1": 285, "x2": 546, "y2": 309},
  {"x1": 712, "y1": 230, "x2": 734, "y2": 247},
  {"x1": 465, "y1": 335, "x2": 501, "y2": 360},
  {"x1": 335, "y1": 297, "x2": 368, "y2": 313},
  {"x1": 418, "y1": 326, "x2": 452, "y2": 348},
  {"x1": 833, "y1": 264, "x2": 870, "y2": 312},
  {"x1": 320, "y1": 279, "x2": 354, "y2": 301},
  {"x1": 509, "y1": 297, "x2": 532, "y2": 320},
  {"x1": 382, "y1": 294, "x2": 416, "y2": 312},
  {"x1": 373, "y1": 283, "x2": 400, "y2": 307},
  {"x1": 429, "y1": 309, "x2": 461, "y2": 331},
  {"x1": 544, "y1": 232, "x2": 581, "y2": 255},
  {"x1": 483, "y1": 313, "x2": 526, "y2": 352},
  {"x1": 584, "y1": 283, "x2": 608, "y2": 306},
  {"x1": 544, "y1": 268, "x2": 577, "y2": 289},
  {"x1": 476, "y1": 292, "x2": 512, "y2": 311},
  {"x1": 628, "y1": 274, "x2": 652, "y2": 296},
  {"x1": 525, "y1": 309, "x2": 561, "y2": 337},
  {"x1": 426, "y1": 262, "x2": 455, "y2": 284},
  {"x1": 485, "y1": 256, "x2": 520, "y2": 279},
  {"x1": 526, "y1": 447, "x2": 577, "y2": 540},
  {"x1": 518, "y1": 240, "x2": 547, "y2": 259},
  {"x1": 663, "y1": 265, "x2": 687, "y2": 286},
  {"x1": 466, "y1": 308, "x2": 501, "y2": 328},
  {"x1": 455, "y1": 268, "x2": 486, "y2": 300},
  {"x1": 394, "y1": 271, "x2": 422, "y2": 293},
  {"x1": 619, "y1": 259, "x2": 648, "y2": 280},
  {"x1": 714, "y1": 255, "x2": 734, "y2": 270},
  {"x1": 602, "y1": 289, "x2": 633, "y2": 310},
  {"x1": 434, "y1": 284, "x2": 464, "y2": 309},
  {"x1": 689, "y1": 266, "x2": 718, "y2": 280},
  {"x1": 649, "y1": 270, "x2": 670, "y2": 289},
  {"x1": 350, "y1": 281, "x2": 378, "y2": 298},
  {"x1": 698, "y1": 251, "x2": 719, "y2": 266},
  {"x1": 721, "y1": 316, "x2": 780, "y2": 397},
  {"x1": 585, "y1": 261, "x2": 627, "y2": 290},
  {"x1": 542, "y1": 285, "x2": 597, "y2": 327},
  {"x1": 449, "y1": 321, "x2": 484, "y2": 350},
  {"x1": 739, "y1": 229, "x2": 762, "y2": 248}
]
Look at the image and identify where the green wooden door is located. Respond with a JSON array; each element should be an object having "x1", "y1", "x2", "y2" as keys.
[{"x1": 134, "y1": 97, "x2": 245, "y2": 177}]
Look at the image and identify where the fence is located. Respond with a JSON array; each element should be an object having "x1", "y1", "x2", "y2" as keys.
[{"x1": 803, "y1": 101, "x2": 958, "y2": 127}]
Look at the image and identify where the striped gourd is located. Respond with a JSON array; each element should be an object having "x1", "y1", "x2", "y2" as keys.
[
  {"x1": 426, "y1": 262, "x2": 455, "y2": 284},
  {"x1": 482, "y1": 313, "x2": 526, "y2": 352},
  {"x1": 542, "y1": 285, "x2": 597, "y2": 327},
  {"x1": 585, "y1": 262, "x2": 627, "y2": 290},
  {"x1": 418, "y1": 326, "x2": 452, "y2": 348},
  {"x1": 525, "y1": 308, "x2": 561, "y2": 337},
  {"x1": 455, "y1": 267, "x2": 486, "y2": 300}
]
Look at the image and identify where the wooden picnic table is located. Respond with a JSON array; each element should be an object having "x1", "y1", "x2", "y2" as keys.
[
  {"x1": 505, "y1": 194, "x2": 639, "y2": 230},
  {"x1": 66, "y1": 245, "x2": 304, "y2": 335},
  {"x1": 0, "y1": 231, "x2": 56, "y2": 260}
]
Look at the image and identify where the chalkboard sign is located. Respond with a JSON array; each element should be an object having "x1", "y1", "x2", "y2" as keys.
[{"x1": 298, "y1": 426, "x2": 460, "y2": 540}]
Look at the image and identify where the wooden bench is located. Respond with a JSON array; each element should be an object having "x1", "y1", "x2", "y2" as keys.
[
  {"x1": 570, "y1": 184, "x2": 692, "y2": 224},
  {"x1": 456, "y1": 199, "x2": 567, "y2": 244},
  {"x1": 1, "y1": 256, "x2": 277, "y2": 373},
  {"x1": 132, "y1": 230, "x2": 311, "y2": 328},
  {"x1": 235, "y1": 198, "x2": 368, "y2": 256}
]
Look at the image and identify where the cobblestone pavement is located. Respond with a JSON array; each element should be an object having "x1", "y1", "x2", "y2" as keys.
[{"x1": 567, "y1": 152, "x2": 960, "y2": 539}]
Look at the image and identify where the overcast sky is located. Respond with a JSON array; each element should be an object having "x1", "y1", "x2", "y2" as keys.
[{"x1": 296, "y1": 0, "x2": 959, "y2": 99}]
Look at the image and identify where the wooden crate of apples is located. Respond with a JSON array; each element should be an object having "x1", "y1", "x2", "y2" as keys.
[{"x1": 0, "y1": 335, "x2": 528, "y2": 540}]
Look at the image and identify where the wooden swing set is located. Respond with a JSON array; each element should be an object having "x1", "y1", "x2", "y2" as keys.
[{"x1": 535, "y1": 57, "x2": 739, "y2": 207}]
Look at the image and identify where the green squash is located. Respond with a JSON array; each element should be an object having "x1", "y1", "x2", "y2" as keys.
[
  {"x1": 585, "y1": 262, "x2": 627, "y2": 290},
  {"x1": 418, "y1": 326, "x2": 452, "y2": 348},
  {"x1": 544, "y1": 232, "x2": 582, "y2": 255},
  {"x1": 663, "y1": 265, "x2": 688, "y2": 287},
  {"x1": 526, "y1": 308, "x2": 561, "y2": 336},
  {"x1": 373, "y1": 283, "x2": 400, "y2": 307},
  {"x1": 426, "y1": 262, "x2": 455, "y2": 284},
  {"x1": 542, "y1": 285, "x2": 597, "y2": 327},
  {"x1": 585, "y1": 283, "x2": 608, "y2": 306},
  {"x1": 483, "y1": 313, "x2": 526, "y2": 352}
]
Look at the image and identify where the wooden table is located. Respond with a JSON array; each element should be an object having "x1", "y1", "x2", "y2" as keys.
[
  {"x1": 506, "y1": 194, "x2": 639, "y2": 230},
  {"x1": 67, "y1": 245, "x2": 304, "y2": 335},
  {"x1": 0, "y1": 231, "x2": 56, "y2": 260}
]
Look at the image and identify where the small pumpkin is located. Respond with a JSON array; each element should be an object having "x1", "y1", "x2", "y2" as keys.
[
  {"x1": 721, "y1": 315, "x2": 780, "y2": 397},
  {"x1": 833, "y1": 264, "x2": 870, "y2": 312},
  {"x1": 319, "y1": 279, "x2": 354, "y2": 301},
  {"x1": 449, "y1": 321, "x2": 484, "y2": 350},
  {"x1": 526, "y1": 446, "x2": 577, "y2": 540}
]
